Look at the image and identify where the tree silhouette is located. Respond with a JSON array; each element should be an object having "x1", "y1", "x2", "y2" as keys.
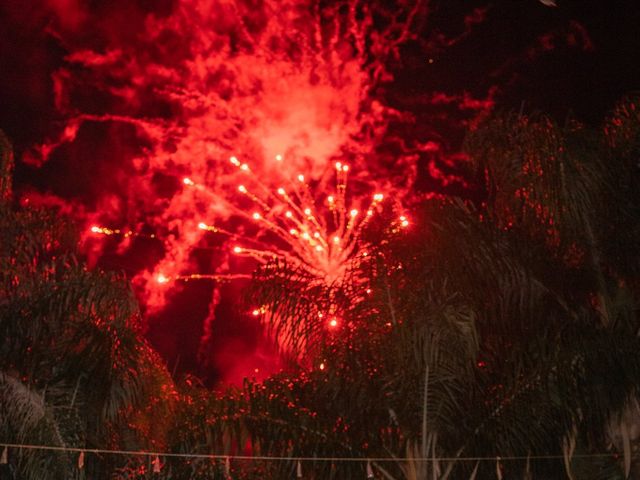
[
  {"x1": 2, "y1": 94, "x2": 640, "y2": 480},
  {"x1": 0, "y1": 134, "x2": 174, "y2": 479}
]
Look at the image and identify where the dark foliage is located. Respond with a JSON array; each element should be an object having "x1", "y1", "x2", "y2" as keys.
[{"x1": 2, "y1": 94, "x2": 640, "y2": 479}]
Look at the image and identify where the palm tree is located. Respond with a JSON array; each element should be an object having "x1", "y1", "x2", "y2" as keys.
[
  {"x1": 187, "y1": 95, "x2": 640, "y2": 479},
  {"x1": 0, "y1": 133, "x2": 174, "y2": 479},
  {"x1": 2, "y1": 93, "x2": 639, "y2": 479}
]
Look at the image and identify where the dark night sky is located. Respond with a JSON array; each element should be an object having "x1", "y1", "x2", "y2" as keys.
[
  {"x1": 2, "y1": 1, "x2": 639, "y2": 151},
  {"x1": 1, "y1": 0, "x2": 639, "y2": 384}
]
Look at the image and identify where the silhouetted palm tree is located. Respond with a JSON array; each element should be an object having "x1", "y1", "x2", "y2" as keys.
[
  {"x1": 192, "y1": 95, "x2": 640, "y2": 479},
  {"x1": 0, "y1": 134, "x2": 173, "y2": 479}
]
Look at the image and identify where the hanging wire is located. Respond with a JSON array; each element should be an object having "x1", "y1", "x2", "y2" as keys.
[{"x1": 0, "y1": 442, "x2": 624, "y2": 464}]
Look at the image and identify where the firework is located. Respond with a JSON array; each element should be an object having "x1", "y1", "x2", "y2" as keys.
[
  {"x1": 90, "y1": 156, "x2": 409, "y2": 295},
  {"x1": 194, "y1": 156, "x2": 410, "y2": 352},
  {"x1": 53, "y1": 0, "x2": 427, "y2": 381},
  {"x1": 91, "y1": 155, "x2": 410, "y2": 352},
  {"x1": 186, "y1": 156, "x2": 409, "y2": 284}
]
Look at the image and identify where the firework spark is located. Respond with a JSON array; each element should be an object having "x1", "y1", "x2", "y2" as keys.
[
  {"x1": 91, "y1": 157, "x2": 410, "y2": 339},
  {"x1": 41, "y1": 0, "x2": 428, "y2": 382},
  {"x1": 187, "y1": 156, "x2": 409, "y2": 283}
]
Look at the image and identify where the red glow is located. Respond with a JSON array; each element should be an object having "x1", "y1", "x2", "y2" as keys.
[{"x1": 28, "y1": 0, "x2": 431, "y2": 383}]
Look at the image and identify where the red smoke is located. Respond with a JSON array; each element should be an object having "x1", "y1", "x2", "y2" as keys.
[
  {"x1": 27, "y1": 0, "x2": 606, "y2": 385},
  {"x1": 21, "y1": 0, "x2": 434, "y2": 383},
  {"x1": 46, "y1": 0, "x2": 424, "y2": 304},
  {"x1": 5, "y1": 0, "x2": 612, "y2": 384}
]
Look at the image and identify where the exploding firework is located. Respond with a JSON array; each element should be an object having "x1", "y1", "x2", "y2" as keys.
[
  {"x1": 193, "y1": 156, "x2": 409, "y2": 354},
  {"x1": 55, "y1": 0, "x2": 424, "y2": 309},
  {"x1": 29, "y1": 0, "x2": 434, "y2": 380},
  {"x1": 189, "y1": 156, "x2": 409, "y2": 283},
  {"x1": 62, "y1": 0, "x2": 425, "y2": 373},
  {"x1": 92, "y1": 156, "x2": 410, "y2": 355},
  {"x1": 4, "y1": 0, "x2": 611, "y2": 382}
]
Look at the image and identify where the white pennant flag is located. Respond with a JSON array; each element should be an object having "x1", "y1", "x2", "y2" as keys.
[
  {"x1": 152, "y1": 455, "x2": 161, "y2": 473},
  {"x1": 366, "y1": 460, "x2": 374, "y2": 478},
  {"x1": 78, "y1": 451, "x2": 85, "y2": 469},
  {"x1": 0, "y1": 446, "x2": 7, "y2": 464},
  {"x1": 225, "y1": 456, "x2": 231, "y2": 477},
  {"x1": 297, "y1": 460, "x2": 303, "y2": 478}
]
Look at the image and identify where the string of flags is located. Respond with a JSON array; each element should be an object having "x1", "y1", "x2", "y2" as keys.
[
  {"x1": 0, "y1": 443, "x2": 396, "y2": 477},
  {"x1": 152, "y1": 455, "x2": 162, "y2": 473},
  {"x1": 0, "y1": 441, "x2": 623, "y2": 477}
]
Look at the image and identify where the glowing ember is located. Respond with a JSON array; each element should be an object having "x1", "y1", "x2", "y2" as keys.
[{"x1": 89, "y1": 225, "x2": 139, "y2": 238}]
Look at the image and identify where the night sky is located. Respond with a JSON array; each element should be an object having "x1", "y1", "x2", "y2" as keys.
[{"x1": 1, "y1": 0, "x2": 639, "y2": 385}]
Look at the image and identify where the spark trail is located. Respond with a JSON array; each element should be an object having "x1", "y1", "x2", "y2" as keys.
[
  {"x1": 91, "y1": 157, "x2": 410, "y2": 355},
  {"x1": 37, "y1": 0, "x2": 429, "y2": 380},
  {"x1": 195, "y1": 156, "x2": 409, "y2": 285}
]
